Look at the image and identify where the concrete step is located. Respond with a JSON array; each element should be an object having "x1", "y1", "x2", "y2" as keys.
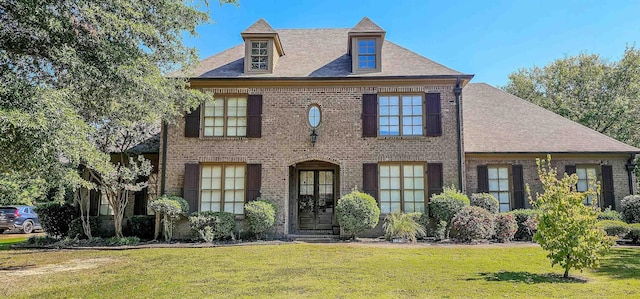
[{"x1": 289, "y1": 234, "x2": 339, "y2": 243}]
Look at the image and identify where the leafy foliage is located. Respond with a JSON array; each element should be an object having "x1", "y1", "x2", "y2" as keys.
[
  {"x1": 598, "y1": 207, "x2": 623, "y2": 221},
  {"x1": 0, "y1": 172, "x2": 46, "y2": 206},
  {"x1": 244, "y1": 199, "x2": 277, "y2": 239},
  {"x1": 336, "y1": 188, "x2": 380, "y2": 240},
  {"x1": 503, "y1": 47, "x2": 640, "y2": 148},
  {"x1": 530, "y1": 155, "x2": 616, "y2": 278},
  {"x1": 429, "y1": 186, "x2": 470, "y2": 238},
  {"x1": 452, "y1": 206, "x2": 495, "y2": 242},
  {"x1": 148, "y1": 195, "x2": 188, "y2": 241},
  {"x1": 627, "y1": 223, "x2": 640, "y2": 243},
  {"x1": 494, "y1": 213, "x2": 518, "y2": 243},
  {"x1": 383, "y1": 213, "x2": 426, "y2": 243},
  {"x1": 509, "y1": 209, "x2": 540, "y2": 241},
  {"x1": 125, "y1": 215, "x2": 155, "y2": 240},
  {"x1": 621, "y1": 195, "x2": 640, "y2": 223},
  {"x1": 470, "y1": 193, "x2": 499, "y2": 214},
  {"x1": 67, "y1": 216, "x2": 103, "y2": 239},
  {"x1": 189, "y1": 211, "x2": 236, "y2": 242},
  {"x1": 597, "y1": 220, "x2": 630, "y2": 238},
  {"x1": 35, "y1": 202, "x2": 76, "y2": 239}
]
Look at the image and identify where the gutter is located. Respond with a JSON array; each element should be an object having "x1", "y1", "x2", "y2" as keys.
[
  {"x1": 454, "y1": 77, "x2": 464, "y2": 191},
  {"x1": 160, "y1": 121, "x2": 168, "y2": 195},
  {"x1": 177, "y1": 74, "x2": 475, "y2": 81},
  {"x1": 626, "y1": 154, "x2": 637, "y2": 195}
]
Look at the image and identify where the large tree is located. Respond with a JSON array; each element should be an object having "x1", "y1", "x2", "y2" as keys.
[
  {"x1": 502, "y1": 46, "x2": 640, "y2": 148},
  {"x1": 0, "y1": 0, "x2": 236, "y2": 236}
]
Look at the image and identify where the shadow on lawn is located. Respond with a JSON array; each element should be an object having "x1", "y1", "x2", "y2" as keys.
[
  {"x1": 593, "y1": 247, "x2": 640, "y2": 279},
  {"x1": 473, "y1": 271, "x2": 587, "y2": 284}
]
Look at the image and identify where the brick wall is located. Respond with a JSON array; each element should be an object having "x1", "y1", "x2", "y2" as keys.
[
  {"x1": 161, "y1": 83, "x2": 461, "y2": 236},
  {"x1": 465, "y1": 154, "x2": 636, "y2": 210}
]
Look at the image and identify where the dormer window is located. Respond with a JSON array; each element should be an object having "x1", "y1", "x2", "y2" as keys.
[
  {"x1": 250, "y1": 41, "x2": 269, "y2": 70},
  {"x1": 358, "y1": 39, "x2": 377, "y2": 69}
]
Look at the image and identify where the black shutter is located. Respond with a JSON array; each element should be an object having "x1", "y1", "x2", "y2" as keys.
[
  {"x1": 89, "y1": 189, "x2": 99, "y2": 216},
  {"x1": 427, "y1": 163, "x2": 444, "y2": 198},
  {"x1": 601, "y1": 165, "x2": 615, "y2": 209},
  {"x1": 362, "y1": 94, "x2": 378, "y2": 137},
  {"x1": 247, "y1": 95, "x2": 263, "y2": 138},
  {"x1": 246, "y1": 164, "x2": 262, "y2": 202},
  {"x1": 184, "y1": 105, "x2": 201, "y2": 137},
  {"x1": 565, "y1": 165, "x2": 576, "y2": 176},
  {"x1": 477, "y1": 165, "x2": 489, "y2": 193},
  {"x1": 362, "y1": 163, "x2": 378, "y2": 201},
  {"x1": 425, "y1": 93, "x2": 442, "y2": 136},
  {"x1": 512, "y1": 165, "x2": 525, "y2": 209},
  {"x1": 183, "y1": 163, "x2": 200, "y2": 214}
]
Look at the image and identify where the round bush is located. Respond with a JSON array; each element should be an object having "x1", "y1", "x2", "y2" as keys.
[
  {"x1": 452, "y1": 206, "x2": 495, "y2": 242},
  {"x1": 597, "y1": 220, "x2": 630, "y2": 238},
  {"x1": 621, "y1": 195, "x2": 640, "y2": 223},
  {"x1": 509, "y1": 209, "x2": 539, "y2": 241},
  {"x1": 627, "y1": 223, "x2": 640, "y2": 244},
  {"x1": 35, "y1": 202, "x2": 76, "y2": 239},
  {"x1": 336, "y1": 189, "x2": 380, "y2": 239},
  {"x1": 245, "y1": 199, "x2": 277, "y2": 239},
  {"x1": 470, "y1": 193, "x2": 499, "y2": 214},
  {"x1": 598, "y1": 207, "x2": 623, "y2": 221},
  {"x1": 493, "y1": 213, "x2": 518, "y2": 242},
  {"x1": 429, "y1": 187, "x2": 470, "y2": 224},
  {"x1": 189, "y1": 211, "x2": 236, "y2": 241}
]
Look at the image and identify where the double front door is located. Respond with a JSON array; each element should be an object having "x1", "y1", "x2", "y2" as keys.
[{"x1": 298, "y1": 170, "x2": 334, "y2": 230}]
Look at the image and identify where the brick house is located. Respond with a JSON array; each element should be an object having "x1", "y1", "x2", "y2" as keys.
[{"x1": 150, "y1": 17, "x2": 638, "y2": 237}]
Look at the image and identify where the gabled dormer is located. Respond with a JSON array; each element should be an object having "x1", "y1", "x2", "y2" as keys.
[
  {"x1": 241, "y1": 19, "x2": 284, "y2": 74},
  {"x1": 348, "y1": 17, "x2": 385, "y2": 74}
]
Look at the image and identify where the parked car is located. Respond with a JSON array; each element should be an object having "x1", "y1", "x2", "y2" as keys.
[{"x1": 0, "y1": 206, "x2": 42, "y2": 234}]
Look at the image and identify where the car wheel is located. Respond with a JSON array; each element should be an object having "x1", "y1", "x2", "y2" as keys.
[
  {"x1": 22, "y1": 220, "x2": 34, "y2": 234},
  {"x1": 0, "y1": 229, "x2": 5, "y2": 234}
]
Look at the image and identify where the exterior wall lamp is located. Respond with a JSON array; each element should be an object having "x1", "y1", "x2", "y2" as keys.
[{"x1": 310, "y1": 128, "x2": 318, "y2": 146}]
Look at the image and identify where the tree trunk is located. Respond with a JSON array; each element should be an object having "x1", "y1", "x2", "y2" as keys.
[
  {"x1": 154, "y1": 213, "x2": 162, "y2": 240},
  {"x1": 564, "y1": 268, "x2": 569, "y2": 279}
]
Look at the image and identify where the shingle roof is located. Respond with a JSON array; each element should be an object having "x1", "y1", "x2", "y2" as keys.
[
  {"x1": 349, "y1": 17, "x2": 385, "y2": 33},
  {"x1": 174, "y1": 28, "x2": 465, "y2": 78},
  {"x1": 241, "y1": 18, "x2": 276, "y2": 34},
  {"x1": 126, "y1": 133, "x2": 160, "y2": 154},
  {"x1": 463, "y1": 83, "x2": 640, "y2": 153}
]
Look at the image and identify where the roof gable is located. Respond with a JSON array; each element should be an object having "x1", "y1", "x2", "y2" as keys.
[
  {"x1": 462, "y1": 83, "x2": 640, "y2": 153},
  {"x1": 349, "y1": 17, "x2": 385, "y2": 33},
  {"x1": 241, "y1": 18, "x2": 276, "y2": 34}
]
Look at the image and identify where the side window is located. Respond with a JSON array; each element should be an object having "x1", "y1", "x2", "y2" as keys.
[
  {"x1": 576, "y1": 166, "x2": 598, "y2": 204},
  {"x1": 488, "y1": 166, "x2": 511, "y2": 212}
]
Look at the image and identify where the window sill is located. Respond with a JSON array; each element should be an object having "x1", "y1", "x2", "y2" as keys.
[
  {"x1": 375, "y1": 136, "x2": 433, "y2": 140},
  {"x1": 199, "y1": 136, "x2": 250, "y2": 141}
]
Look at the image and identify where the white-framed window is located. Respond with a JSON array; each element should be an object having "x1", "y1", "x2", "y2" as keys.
[
  {"x1": 576, "y1": 166, "x2": 598, "y2": 205},
  {"x1": 203, "y1": 96, "x2": 247, "y2": 137},
  {"x1": 379, "y1": 163, "x2": 425, "y2": 213},
  {"x1": 250, "y1": 40, "x2": 269, "y2": 70},
  {"x1": 379, "y1": 95, "x2": 423, "y2": 136},
  {"x1": 99, "y1": 193, "x2": 113, "y2": 216},
  {"x1": 200, "y1": 164, "x2": 245, "y2": 214},
  {"x1": 488, "y1": 166, "x2": 510, "y2": 212},
  {"x1": 358, "y1": 39, "x2": 376, "y2": 69}
]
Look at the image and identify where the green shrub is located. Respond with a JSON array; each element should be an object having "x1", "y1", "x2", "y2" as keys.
[
  {"x1": 189, "y1": 211, "x2": 236, "y2": 242},
  {"x1": 434, "y1": 220, "x2": 447, "y2": 241},
  {"x1": 106, "y1": 236, "x2": 140, "y2": 246},
  {"x1": 429, "y1": 186, "x2": 470, "y2": 238},
  {"x1": 245, "y1": 199, "x2": 277, "y2": 239},
  {"x1": 509, "y1": 209, "x2": 539, "y2": 241},
  {"x1": 67, "y1": 216, "x2": 102, "y2": 239},
  {"x1": 383, "y1": 213, "x2": 426, "y2": 243},
  {"x1": 125, "y1": 215, "x2": 155, "y2": 240},
  {"x1": 597, "y1": 220, "x2": 630, "y2": 238},
  {"x1": 35, "y1": 202, "x2": 76, "y2": 239},
  {"x1": 494, "y1": 213, "x2": 518, "y2": 242},
  {"x1": 336, "y1": 188, "x2": 380, "y2": 240},
  {"x1": 470, "y1": 193, "x2": 499, "y2": 214},
  {"x1": 627, "y1": 223, "x2": 640, "y2": 243},
  {"x1": 598, "y1": 207, "x2": 623, "y2": 221},
  {"x1": 452, "y1": 206, "x2": 494, "y2": 242},
  {"x1": 148, "y1": 196, "x2": 187, "y2": 241},
  {"x1": 26, "y1": 235, "x2": 58, "y2": 246},
  {"x1": 621, "y1": 195, "x2": 640, "y2": 223}
]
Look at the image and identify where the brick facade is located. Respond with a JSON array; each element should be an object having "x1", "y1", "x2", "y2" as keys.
[{"x1": 160, "y1": 83, "x2": 462, "y2": 235}]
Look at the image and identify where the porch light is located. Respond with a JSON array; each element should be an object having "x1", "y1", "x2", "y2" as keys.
[{"x1": 310, "y1": 129, "x2": 318, "y2": 146}]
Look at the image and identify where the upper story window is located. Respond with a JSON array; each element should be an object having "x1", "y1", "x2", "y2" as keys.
[
  {"x1": 203, "y1": 96, "x2": 247, "y2": 137},
  {"x1": 308, "y1": 105, "x2": 321, "y2": 128},
  {"x1": 250, "y1": 41, "x2": 269, "y2": 71},
  {"x1": 379, "y1": 95, "x2": 423, "y2": 136},
  {"x1": 488, "y1": 166, "x2": 510, "y2": 212},
  {"x1": 576, "y1": 166, "x2": 598, "y2": 205},
  {"x1": 358, "y1": 39, "x2": 376, "y2": 69}
]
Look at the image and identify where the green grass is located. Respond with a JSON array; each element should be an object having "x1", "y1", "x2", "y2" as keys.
[
  {"x1": 0, "y1": 243, "x2": 639, "y2": 298},
  {"x1": 0, "y1": 235, "x2": 28, "y2": 250}
]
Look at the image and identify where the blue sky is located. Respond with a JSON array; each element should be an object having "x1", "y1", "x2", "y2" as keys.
[{"x1": 185, "y1": 0, "x2": 640, "y2": 86}]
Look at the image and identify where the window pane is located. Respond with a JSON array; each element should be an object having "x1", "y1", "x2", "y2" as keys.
[
  {"x1": 498, "y1": 179, "x2": 509, "y2": 191},
  {"x1": 489, "y1": 180, "x2": 499, "y2": 191},
  {"x1": 576, "y1": 168, "x2": 587, "y2": 179},
  {"x1": 488, "y1": 168, "x2": 498, "y2": 179},
  {"x1": 498, "y1": 167, "x2": 508, "y2": 178}
]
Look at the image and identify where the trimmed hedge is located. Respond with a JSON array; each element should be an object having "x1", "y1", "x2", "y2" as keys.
[
  {"x1": 597, "y1": 220, "x2": 630, "y2": 238},
  {"x1": 67, "y1": 216, "x2": 103, "y2": 239},
  {"x1": 336, "y1": 189, "x2": 380, "y2": 240},
  {"x1": 452, "y1": 206, "x2": 494, "y2": 242},
  {"x1": 621, "y1": 195, "x2": 640, "y2": 223},
  {"x1": 627, "y1": 223, "x2": 640, "y2": 243},
  {"x1": 189, "y1": 211, "x2": 236, "y2": 242},
  {"x1": 494, "y1": 213, "x2": 518, "y2": 243},
  {"x1": 509, "y1": 209, "x2": 539, "y2": 241},
  {"x1": 429, "y1": 187, "x2": 470, "y2": 238},
  {"x1": 35, "y1": 202, "x2": 76, "y2": 239},
  {"x1": 470, "y1": 193, "x2": 499, "y2": 214},
  {"x1": 245, "y1": 199, "x2": 277, "y2": 239},
  {"x1": 598, "y1": 207, "x2": 623, "y2": 221},
  {"x1": 125, "y1": 215, "x2": 155, "y2": 240}
]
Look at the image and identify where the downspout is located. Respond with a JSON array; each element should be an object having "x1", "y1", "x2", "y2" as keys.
[
  {"x1": 626, "y1": 154, "x2": 637, "y2": 195},
  {"x1": 160, "y1": 121, "x2": 168, "y2": 195},
  {"x1": 454, "y1": 77, "x2": 464, "y2": 191}
]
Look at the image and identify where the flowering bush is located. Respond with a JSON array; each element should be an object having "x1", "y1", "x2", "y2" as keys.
[
  {"x1": 509, "y1": 209, "x2": 539, "y2": 241},
  {"x1": 429, "y1": 186, "x2": 470, "y2": 238},
  {"x1": 470, "y1": 193, "x2": 499, "y2": 214},
  {"x1": 452, "y1": 206, "x2": 494, "y2": 242},
  {"x1": 493, "y1": 213, "x2": 518, "y2": 242}
]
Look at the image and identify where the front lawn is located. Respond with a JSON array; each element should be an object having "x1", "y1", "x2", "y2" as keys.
[{"x1": 0, "y1": 243, "x2": 638, "y2": 298}]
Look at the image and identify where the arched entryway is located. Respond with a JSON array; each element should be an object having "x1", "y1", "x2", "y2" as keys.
[{"x1": 288, "y1": 160, "x2": 340, "y2": 235}]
